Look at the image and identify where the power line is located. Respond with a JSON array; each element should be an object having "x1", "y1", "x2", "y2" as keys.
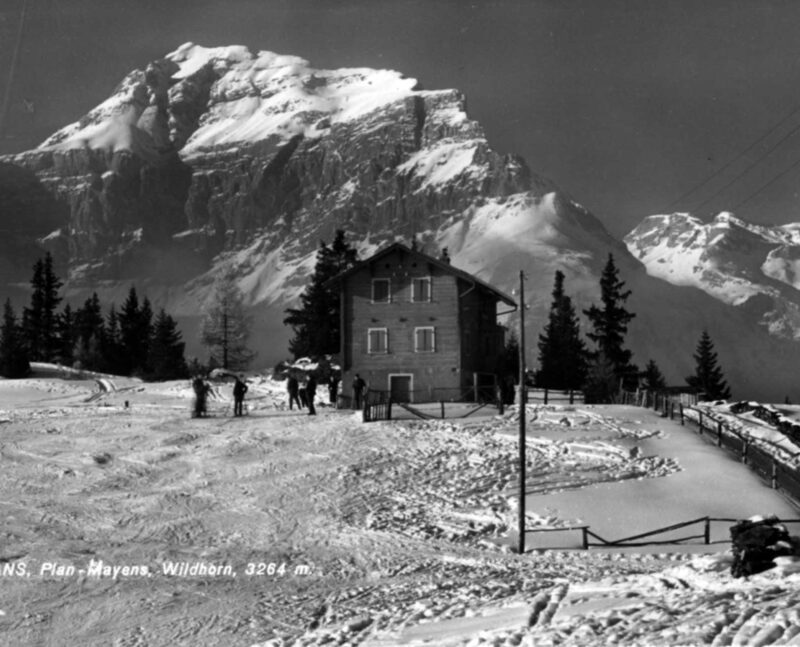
[
  {"x1": 0, "y1": 0, "x2": 28, "y2": 142},
  {"x1": 664, "y1": 103, "x2": 800, "y2": 213},
  {"x1": 691, "y1": 117, "x2": 800, "y2": 214},
  {"x1": 732, "y1": 155, "x2": 800, "y2": 212}
]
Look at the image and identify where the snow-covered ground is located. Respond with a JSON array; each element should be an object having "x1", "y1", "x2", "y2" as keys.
[{"x1": 1, "y1": 372, "x2": 799, "y2": 646}]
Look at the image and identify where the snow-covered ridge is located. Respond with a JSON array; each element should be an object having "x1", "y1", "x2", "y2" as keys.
[
  {"x1": 39, "y1": 42, "x2": 428, "y2": 157},
  {"x1": 625, "y1": 211, "x2": 800, "y2": 338}
]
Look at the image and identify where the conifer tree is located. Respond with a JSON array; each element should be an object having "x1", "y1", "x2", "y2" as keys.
[
  {"x1": 583, "y1": 351, "x2": 617, "y2": 404},
  {"x1": 200, "y1": 269, "x2": 255, "y2": 370},
  {"x1": 0, "y1": 299, "x2": 30, "y2": 378},
  {"x1": 584, "y1": 254, "x2": 637, "y2": 387},
  {"x1": 147, "y1": 309, "x2": 188, "y2": 380},
  {"x1": 21, "y1": 253, "x2": 63, "y2": 361},
  {"x1": 56, "y1": 304, "x2": 76, "y2": 366},
  {"x1": 74, "y1": 293, "x2": 104, "y2": 353},
  {"x1": 284, "y1": 229, "x2": 358, "y2": 358},
  {"x1": 536, "y1": 270, "x2": 588, "y2": 390},
  {"x1": 686, "y1": 330, "x2": 731, "y2": 400},
  {"x1": 119, "y1": 288, "x2": 153, "y2": 376},
  {"x1": 100, "y1": 306, "x2": 124, "y2": 374},
  {"x1": 495, "y1": 329, "x2": 521, "y2": 405},
  {"x1": 642, "y1": 359, "x2": 667, "y2": 391}
]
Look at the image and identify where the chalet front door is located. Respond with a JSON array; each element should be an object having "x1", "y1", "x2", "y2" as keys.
[{"x1": 389, "y1": 374, "x2": 412, "y2": 403}]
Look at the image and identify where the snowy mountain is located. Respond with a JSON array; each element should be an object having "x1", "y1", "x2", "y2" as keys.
[
  {"x1": 625, "y1": 212, "x2": 800, "y2": 340},
  {"x1": 2, "y1": 43, "x2": 800, "y2": 400}
]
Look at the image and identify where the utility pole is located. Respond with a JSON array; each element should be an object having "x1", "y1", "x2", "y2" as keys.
[{"x1": 518, "y1": 270, "x2": 526, "y2": 554}]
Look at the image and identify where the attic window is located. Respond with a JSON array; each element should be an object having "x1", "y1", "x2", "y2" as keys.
[{"x1": 371, "y1": 278, "x2": 391, "y2": 303}]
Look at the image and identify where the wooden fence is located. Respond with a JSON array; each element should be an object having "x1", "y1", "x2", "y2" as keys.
[
  {"x1": 524, "y1": 388, "x2": 584, "y2": 405},
  {"x1": 526, "y1": 517, "x2": 800, "y2": 550},
  {"x1": 620, "y1": 389, "x2": 800, "y2": 508}
]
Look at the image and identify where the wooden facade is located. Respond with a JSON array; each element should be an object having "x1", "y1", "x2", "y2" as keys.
[{"x1": 331, "y1": 243, "x2": 516, "y2": 403}]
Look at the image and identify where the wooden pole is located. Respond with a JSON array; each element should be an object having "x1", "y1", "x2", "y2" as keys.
[{"x1": 518, "y1": 270, "x2": 526, "y2": 555}]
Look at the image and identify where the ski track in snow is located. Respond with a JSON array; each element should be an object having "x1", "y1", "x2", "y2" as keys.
[{"x1": 1, "y1": 374, "x2": 800, "y2": 646}]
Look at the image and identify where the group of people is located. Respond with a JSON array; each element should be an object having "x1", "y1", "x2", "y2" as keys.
[
  {"x1": 286, "y1": 374, "x2": 318, "y2": 415},
  {"x1": 190, "y1": 370, "x2": 363, "y2": 419},
  {"x1": 191, "y1": 374, "x2": 248, "y2": 418},
  {"x1": 285, "y1": 374, "x2": 344, "y2": 415}
]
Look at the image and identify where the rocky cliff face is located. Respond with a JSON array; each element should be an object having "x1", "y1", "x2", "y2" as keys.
[
  {"x1": 3, "y1": 43, "x2": 800, "y2": 401},
  {"x1": 2, "y1": 43, "x2": 544, "y2": 284}
]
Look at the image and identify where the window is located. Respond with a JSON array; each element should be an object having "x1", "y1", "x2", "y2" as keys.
[
  {"x1": 414, "y1": 326, "x2": 436, "y2": 352},
  {"x1": 371, "y1": 278, "x2": 391, "y2": 303},
  {"x1": 368, "y1": 328, "x2": 388, "y2": 353},
  {"x1": 411, "y1": 277, "x2": 431, "y2": 302}
]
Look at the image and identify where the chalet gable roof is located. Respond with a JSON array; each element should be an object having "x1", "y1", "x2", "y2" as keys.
[{"x1": 326, "y1": 242, "x2": 517, "y2": 308}]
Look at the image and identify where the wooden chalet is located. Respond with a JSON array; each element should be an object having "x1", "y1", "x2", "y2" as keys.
[{"x1": 328, "y1": 242, "x2": 517, "y2": 403}]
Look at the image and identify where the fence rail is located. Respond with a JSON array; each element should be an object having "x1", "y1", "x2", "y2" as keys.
[
  {"x1": 525, "y1": 517, "x2": 800, "y2": 550},
  {"x1": 524, "y1": 388, "x2": 584, "y2": 405}
]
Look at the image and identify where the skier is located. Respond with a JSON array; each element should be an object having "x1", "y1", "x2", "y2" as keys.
[
  {"x1": 192, "y1": 375, "x2": 209, "y2": 418},
  {"x1": 233, "y1": 375, "x2": 248, "y2": 416},
  {"x1": 287, "y1": 375, "x2": 302, "y2": 410},
  {"x1": 352, "y1": 373, "x2": 366, "y2": 409},
  {"x1": 306, "y1": 374, "x2": 317, "y2": 416},
  {"x1": 328, "y1": 376, "x2": 340, "y2": 407}
]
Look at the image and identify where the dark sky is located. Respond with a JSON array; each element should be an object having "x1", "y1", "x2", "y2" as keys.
[{"x1": 3, "y1": 0, "x2": 800, "y2": 236}]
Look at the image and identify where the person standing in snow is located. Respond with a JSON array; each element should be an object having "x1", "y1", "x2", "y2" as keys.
[
  {"x1": 298, "y1": 378, "x2": 309, "y2": 409},
  {"x1": 352, "y1": 373, "x2": 366, "y2": 409},
  {"x1": 192, "y1": 375, "x2": 211, "y2": 418},
  {"x1": 329, "y1": 376, "x2": 339, "y2": 407},
  {"x1": 306, "y1": 374, "x2": 317, "y2": 416},
  {"x1": 287, "y1": 375, "x2": 302, "y2": 410},
  {"x1": 233, "y1": 375, "x2": 248, "y2": 416}
]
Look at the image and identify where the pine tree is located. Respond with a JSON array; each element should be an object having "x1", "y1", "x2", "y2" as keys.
[
  {"x1": 21, "y1": 253, "x2": 63, "y2": 362},
  {"x1": 686, "y1": 330, "x2": 731, "y2": 400},
  {"x1": 118, "y1": 288, "x2": 153, "y2": 376},
  {"x1": 0, "y1": 300, "x2": 30, "y2": 378},
  {"x1": 100, "y1": 306, "x2": 124, "y2": 374},
  {"x1": 74, "y1": 293, "x2": 104, "y2": 352},
  {"x1": 584, "y1": 254, "x2": 637, "y2": 387},
  {"x1": 200, "y1": 269, "x2": 256, "y2": 370},
  {"x1": 642, "y1": 359, "x2": 667, "y2": 391},
  {"x1": 583, "y1": 351, "x2": 617, "y2": 404},
  {"x1": 494, "y1": 329, "x2": 520, "y2": 405},
  {"x1": 147, "y1": 309, "x2": 188, "y2": 380},
  {"x1": 537, "y1": 271, "x2": 588, "y2": 390},
  {"x1": 56, "y1": 304, "x2": 76, "y2": 366},
  {"x1": 284, "y1": 229, "x2": 358, "y2": 359}
]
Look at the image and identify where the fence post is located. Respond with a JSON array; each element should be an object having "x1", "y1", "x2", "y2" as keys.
[
  {"x1": 582, "y1": 526, "x2": 589, "y2": 550},
  {"x1": 569, "y1": 389, "x2": 574, "y2": 405},
  {"x1": 544, "y1": 388, "x2": 548, "y2": 405},
  {"x1": 441, "y1": 401, "x2": 445, "y2": 419},
  {"x1": 704, "y1": 518, "x2": 710, "y2": 545},
  {"x1": 772, "y1": 461, "x2": 778, "y2": 489},
  {"x1": 742, "y1": 439, "x2": 748, "y2": 464},
  {"x1": 680, "y1": 403, "x2": 684, "y2": 426},
  {"x1": 698, "y1": 411, "x2": 703, "y2": 434},
  {"x1": 717, "y1": 421, "x2": 722, "y2": 447}
]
